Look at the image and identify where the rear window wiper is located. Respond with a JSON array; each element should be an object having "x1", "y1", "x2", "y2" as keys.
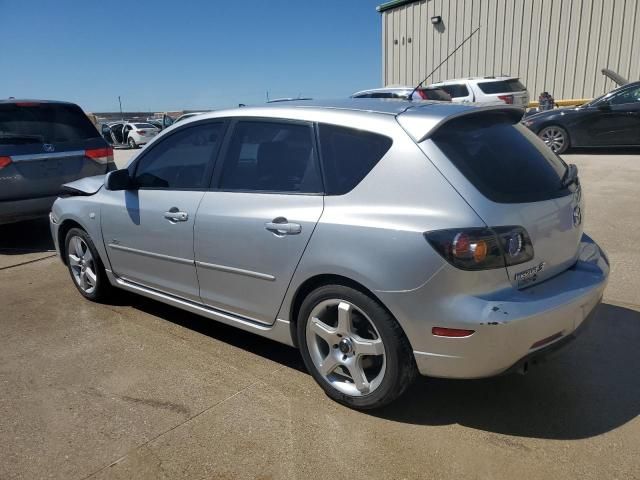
[{"x1": 560, "y1": 163, "x2": 579, "y2": 188}]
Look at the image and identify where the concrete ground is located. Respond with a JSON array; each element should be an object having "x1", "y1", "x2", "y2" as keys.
[{"x1": 1, "y1": 149, "x2": 639, "y2": 479}]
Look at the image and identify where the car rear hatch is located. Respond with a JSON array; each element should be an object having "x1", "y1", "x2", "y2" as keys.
[
  {"x1": 399, "y1": 105, "x2": 582, "y2": 288},
  {"x1": 476, "y1": 79, "x2": 530, "y2": 106},
  {"x1": 0, "y1": 101, "x2": 112, "y2": 201}
]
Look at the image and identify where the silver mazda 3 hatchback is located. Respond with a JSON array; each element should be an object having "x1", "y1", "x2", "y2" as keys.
[{"x1": 50, "y1": 99, "x2": 609, "y2": 409}]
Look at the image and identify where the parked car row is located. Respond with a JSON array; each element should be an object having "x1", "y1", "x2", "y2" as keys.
[
  {"x1": 352, "y1": 76, "x2": 640, "y2": 155},
  {"x1": 351, "y1": 75, "x2": 529, "y2": 106}
]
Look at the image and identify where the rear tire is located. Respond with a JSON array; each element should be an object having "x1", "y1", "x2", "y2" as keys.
[
  {"x1": 538, "y1": 125, "x2": 569, "y2": 154},
  {"x1": 64, "y1": 228, "x2": 113, "y2": 302},
  {"x1": 128, "y1": 137, "x2": 138, "y2": 149},
  {"x1": 297, "y1": 284, "x2": 417, "y2": 410}
]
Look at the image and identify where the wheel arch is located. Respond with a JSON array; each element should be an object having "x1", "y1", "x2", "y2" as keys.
[
  {"x1": 287, "y1": 273, "x2": 406, "y2": 348},
  {"x1": 57, "y1": 219, "x2": 85, "y2": 265}
]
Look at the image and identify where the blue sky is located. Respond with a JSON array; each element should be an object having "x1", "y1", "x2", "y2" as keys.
[{"x1": 1, "y1": 0, "x2": 384, "y2": 112}]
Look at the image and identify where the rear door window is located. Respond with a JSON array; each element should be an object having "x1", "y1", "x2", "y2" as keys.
[
  {"x1": 477, "y1": 79, "x2": 526, "y2": 94},
  {"x1": 218, "y1": 120, "x2": 322, "y2": 194},
  {"x1": 318, "y1": 124, "x2": 392, "y2": 195},
  {"x1": 0, "y1": 102, "x2": 100, "y2": 145},
  {"x1": 432, "y1": 113, "x2": 569, "y2": 203},
  {"x1": 420, "y1": 88, "x2": 452, "y2": 101},
  {"x1": 439, "y1": 84, "x2": 469, "y2": 98}
]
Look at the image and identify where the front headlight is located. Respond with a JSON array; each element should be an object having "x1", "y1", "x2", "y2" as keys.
[
  {"x1": 521, "y1": 119, "x2": 534, "y2": 127},
  {"x1": 49, "y1": 211, "x2": 59, "y2": 224}
]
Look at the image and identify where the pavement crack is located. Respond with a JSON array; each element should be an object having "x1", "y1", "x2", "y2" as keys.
[
  {"x1": 81, "y1": 364, "x2": 288, "y2": 480},
  {"x1": 0, "y1": 253, "x2": 57, "y2": 271}
]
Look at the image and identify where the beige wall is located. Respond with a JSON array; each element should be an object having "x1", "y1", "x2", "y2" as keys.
[{"x1": 382, "y1": 0, "x2": 640, "y2": 99}]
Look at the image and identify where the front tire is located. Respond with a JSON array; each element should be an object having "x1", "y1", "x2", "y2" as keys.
[
  {"x1": 64, "y1": 228, "x2": 113, "y2": 302},
  {"x1": 297, "y1": 284, "x2": 417, "y2": 409},
  {"x1": 538, "y1": 125, "x2": 570, "y2": 154},
  {"x1": 128, "y1": 137, "x2": 138, "y2": 149}
]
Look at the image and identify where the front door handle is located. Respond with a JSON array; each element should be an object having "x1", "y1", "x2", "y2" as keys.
[
  {"x1": 164, "y1": 207, "x2": 189, "y2": 222},
  {"x1": 265, "y1": 218, "x2": 302, "y2": 235}
]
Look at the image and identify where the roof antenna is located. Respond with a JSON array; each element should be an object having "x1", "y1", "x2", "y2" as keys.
[{"x1": 409, "y1": 26, "x2": 481, "y2": 100}]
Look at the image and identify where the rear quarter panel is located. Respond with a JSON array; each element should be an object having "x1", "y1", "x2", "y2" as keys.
[{"x1": 277, "y1": 124, "x2": 485, "y2": 322}]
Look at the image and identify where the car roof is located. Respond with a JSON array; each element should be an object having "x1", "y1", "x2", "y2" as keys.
[
  {"x1": 153, "y1": 99, "x2": 524, "y2": 151},
  {"x1": 430, "y1": 76, "x2": 517, "y2": 84},
  {"x1": 187, "y1": 98, "x2": 522, "y2": 124},
  {"x1": 0, "y1": 99, "x2": 79, "y2": 106},
  {"x1": 351, "y1": 85, "x2": 446, "y2": 97},
  {"x1": 351, "y1": 87, "x2": 413, "y2": 96}
]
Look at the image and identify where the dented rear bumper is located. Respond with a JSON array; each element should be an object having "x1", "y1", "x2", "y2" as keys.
[{"x1": 379, "y1": 234, "x2": 608, "y2": 379}]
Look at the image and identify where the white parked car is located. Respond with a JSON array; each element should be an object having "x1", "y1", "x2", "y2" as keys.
[
  {"x1": 101, "y1": 122, "x2": 159, "y2": 149},
  {"x1": 351, "y1": 86, "x2": 451, "y2": 101},
  {"x1": 173, "y1": 112, "x2": 208, "y2": 124},
  {"x1": 428, "y1": 76, "x2": 530, "y2": 106}
]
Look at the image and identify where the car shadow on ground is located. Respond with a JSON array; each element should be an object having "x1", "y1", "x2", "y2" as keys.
[
  {"x1": 374, "y1": 302, "x2": 640, "y2": 440},
  {"x1": 123, "y1": 295, "x2": 639, "y2": 440},
  {"x1": 124, "y1": 293, "x2": 306, "y2": 373},
  {"x1": 0, "y1": 217, "x2": 55, "y2": 255}
]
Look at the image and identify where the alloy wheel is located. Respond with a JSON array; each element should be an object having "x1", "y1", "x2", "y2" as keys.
[
  {"x1": 305, "y1": 299, "x2": 386, "y2": 397},
  {"x1": 68, "y1": 236, "x2": 97, "y2": 294},
  {"x1": 539, "y1": 127, "x2": 566, "y2": 153}
]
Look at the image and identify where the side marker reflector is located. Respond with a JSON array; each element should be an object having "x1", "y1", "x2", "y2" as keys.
[{"x1": 432, "y1": 327, "x2": 475, "y2": 338}]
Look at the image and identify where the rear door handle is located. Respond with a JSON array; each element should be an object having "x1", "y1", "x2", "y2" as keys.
[
  {"x1": 265, "y1": 218, "x2": 302, "y2": 235},
  {"x1": 164, "y1": 208, "x2": 189, "y2": 222}
]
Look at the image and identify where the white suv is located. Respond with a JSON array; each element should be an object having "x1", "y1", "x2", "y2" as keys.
[{"x1": 428, "y1": 76, "x2": 530, "y2": 106}]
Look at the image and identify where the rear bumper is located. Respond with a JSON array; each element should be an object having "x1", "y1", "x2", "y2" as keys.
[
  {"x1": 0, "y1": 196, "x2": 58, "y2": 225},
  {"x1": 379, "y1": 234, "x2": 609, "y2": 379}
]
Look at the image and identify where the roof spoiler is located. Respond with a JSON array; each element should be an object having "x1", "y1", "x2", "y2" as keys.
[{"x1": 397, "y1": 104, "x2": 525, "y2": 143}]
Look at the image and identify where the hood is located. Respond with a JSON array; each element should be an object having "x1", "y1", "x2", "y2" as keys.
[{"x1": 61, "y1": 175, "x2": 105, "y2": 195}]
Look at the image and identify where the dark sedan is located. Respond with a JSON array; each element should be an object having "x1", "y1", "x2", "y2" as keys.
[{"x1": 522, "y1": 81, "x2": 640, "y2": 153}]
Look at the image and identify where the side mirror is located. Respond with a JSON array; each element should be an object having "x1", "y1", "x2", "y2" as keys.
[
  {"x1": 105, "y1": 169, "x2": 134, "y2": 191},
  {"x1": 597, "y1": 102, "x2": 611, "y2": 111}
]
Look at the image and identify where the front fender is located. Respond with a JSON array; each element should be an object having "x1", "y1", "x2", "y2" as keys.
[{"x1": 52, "y1": 195, "x2": 111, "y2": 271}]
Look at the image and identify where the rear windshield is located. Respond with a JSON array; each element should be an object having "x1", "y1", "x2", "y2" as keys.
[
  {"x1": 134, "y1": 123, "x2": 156, "y2": 129},
  {"x1": 0, "y1": 103, "x2": 100, "y2": 145},
  {"x1": 432, "y1": 113, "x2": 569, "y2": 203},
  {"x1": 477, "y1": 79, "x2": 526, "y2": 94},
  {"x1": 421, "y1": 88, "x2": 452, "y2": 101}
]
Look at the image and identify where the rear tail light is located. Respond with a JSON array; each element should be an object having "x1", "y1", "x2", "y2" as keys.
[
  {"x1": 85, "y1": 147, "x2": 113, "y2": 164},
  {"x1": 137, "y1": 130, "x2": 146, "y2": 135},
  {"x1": 498, "y1": 94, "x2": 514, "y2": 104},
  {"x1": 0, "y1": 156, "x2": 12, "y2": 169},
  {"x1": 424, "y1": 226, "x2": 534, "y2": 270},
  {"x1": 416, "y1": 89, "x2": 429, "y2": 100}
]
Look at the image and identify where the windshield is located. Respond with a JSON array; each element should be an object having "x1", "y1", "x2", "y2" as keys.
[{"x1": 0, "y1": 103, "x2": 100, "y2": 145}]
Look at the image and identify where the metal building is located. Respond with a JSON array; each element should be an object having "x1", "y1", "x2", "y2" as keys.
[{"x1": 378, "y1": 0, "x2": 640, "y2": 100}]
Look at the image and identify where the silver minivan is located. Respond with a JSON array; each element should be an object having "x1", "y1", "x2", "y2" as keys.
[{"x1": 50, "y1": 99, "x2": 608, "y2": 409}]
